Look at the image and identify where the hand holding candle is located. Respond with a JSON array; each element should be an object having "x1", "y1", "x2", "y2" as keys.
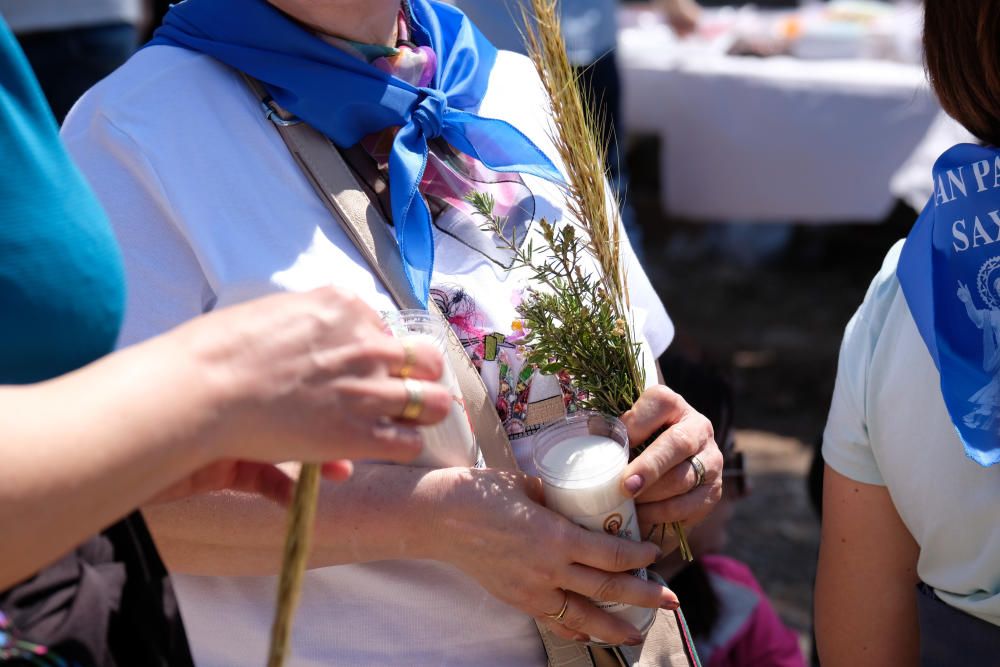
[
  {"x1": 619, "y1": 385, "x2": 723, "y2": 551},
  {"x1": 429, "y1": 465, "x2": 677, "y2": 647},
  {"x1": 534, "y1": 413, "x2": 657, "y2": 642}
]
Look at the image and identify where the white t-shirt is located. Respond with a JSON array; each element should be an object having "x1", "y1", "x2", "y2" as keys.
[
  {"x1": 823, "y1": 240, "x2": 1000, "y2": 627},
  {"x1": 62, "y1": 45, "x2": 673, "y2": 666}
]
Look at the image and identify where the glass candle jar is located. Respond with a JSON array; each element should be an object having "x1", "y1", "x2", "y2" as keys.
[
  {"x1": 533, "y1": 412, "x2": 655, "y2": 641},
  {"x1": 384, "y1": 309, "x2": 483, "y2": 469}
]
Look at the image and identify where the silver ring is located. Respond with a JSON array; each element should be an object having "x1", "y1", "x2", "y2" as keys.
[{"x1": 689, "y1": 456, "x2": 706, "y2": 489}]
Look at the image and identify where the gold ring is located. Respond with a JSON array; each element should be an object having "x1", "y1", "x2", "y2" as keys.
[
  {"x1": 399, "y1": 340, "x2": 417, "y2": 379},
  {"x1": 545, "y1": 591, "x2": 570, "y2": 623},
  {"x1": 690, "y1": 456, "x2": 706, "y2": 489},
  {"x1": 401, "y1": 379, "x2": 425, "y2": 421}
]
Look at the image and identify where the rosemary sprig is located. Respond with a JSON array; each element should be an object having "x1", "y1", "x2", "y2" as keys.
[
  {"x1": 468, "y1": 192, "x2": 642, "y2": 415},
  {"x1": 512, "y1": 0, "x2": 692, "y2": 561}
]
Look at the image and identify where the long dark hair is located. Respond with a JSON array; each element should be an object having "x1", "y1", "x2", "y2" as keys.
[{"x1": 924, "y1": 1, "x2": 1000, "y2": 147}]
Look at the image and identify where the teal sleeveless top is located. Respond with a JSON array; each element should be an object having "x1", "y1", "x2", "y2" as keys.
[
  {"x1": 0, "y1": 19, "x2": 194, "y2": 667},
  {"x1": 0, "y1": 16, "x2": 124, "y2": 384}
]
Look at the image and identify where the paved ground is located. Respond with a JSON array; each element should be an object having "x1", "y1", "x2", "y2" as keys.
[{"x1": 629, "y1": 137, "x2": 918, "y2": 658}]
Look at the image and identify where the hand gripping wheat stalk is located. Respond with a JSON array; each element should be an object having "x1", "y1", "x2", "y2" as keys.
[{"x1": 523, "y1": 0, "x2": 693, "y2": 561}]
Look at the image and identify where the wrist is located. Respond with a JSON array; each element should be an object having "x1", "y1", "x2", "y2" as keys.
[
  {"x1": 300, "y1": 465, "x2": 470, "y2": 566},
  {"x1": 132, "y1": 324, "x2": 237, "y2": 468},
  {"x1": 399, "y1": 466, "x2": 475, "y2": 563}
]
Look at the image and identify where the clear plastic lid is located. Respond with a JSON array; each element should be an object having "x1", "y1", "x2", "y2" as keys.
[{"x1": 382, "y1": 309, "x2": 448, "y2": 350}]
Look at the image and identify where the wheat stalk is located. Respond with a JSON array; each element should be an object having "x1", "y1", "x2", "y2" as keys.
[
  {"x1": 522, "y1": 1, "x2": 625, "y2": 302},
  {"x1": 524, "y1": 0, "x2": 692, "y2": 562},
  {"x1": 266, "y1": 462, "x2": 322, "y2": 667}
]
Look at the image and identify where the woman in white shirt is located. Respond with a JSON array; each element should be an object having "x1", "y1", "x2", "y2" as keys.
[
  {"x1": 817, "y1": 2, "x2": 1000, "y2": 664},
  {"x1": 61, "y1": 0, "x2": 723, "y2": 665}
]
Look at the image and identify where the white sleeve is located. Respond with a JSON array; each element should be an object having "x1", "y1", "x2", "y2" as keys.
[
  {"x1": 822, "y1": 306, "x2": 885, "y2": 486},
  {"x1": 821, "y1": 242, "x2": 906, "y2": 487},
  {"x1": 62, "y1": 112, "x2": 213, "y2": 348}
]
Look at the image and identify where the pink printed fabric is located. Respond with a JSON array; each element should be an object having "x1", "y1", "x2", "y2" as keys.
[{"x1": 701, "y1": 555, "x2": 806, "y2": 667}]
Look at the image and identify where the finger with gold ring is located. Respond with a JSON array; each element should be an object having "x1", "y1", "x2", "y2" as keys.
[
  {"x1": 400, "y1": 378, "x2": 425, "y2": 421},
  {"x1": 545, "y1": 591, "x2": 570, "y2": 623},
  {"x1": 399, "y1": 340, "x2": 417, "y2": 379},
  {"x1": 689, "y1": 455, "x2": 706, "y2": 489}
]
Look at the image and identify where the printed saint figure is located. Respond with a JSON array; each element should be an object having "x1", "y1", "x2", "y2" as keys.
[{"x1": 957, "y1": 278, "x2": 1000, "y2": 431}]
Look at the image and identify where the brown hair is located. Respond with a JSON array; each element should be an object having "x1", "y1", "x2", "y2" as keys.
[{"x1": 924, "y1": 1, "x2": 1000, "y2": 146}]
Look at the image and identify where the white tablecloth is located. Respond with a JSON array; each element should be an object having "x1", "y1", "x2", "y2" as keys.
[{"x1": 618, "y1": 11, "x2": 940, "y2": 222}]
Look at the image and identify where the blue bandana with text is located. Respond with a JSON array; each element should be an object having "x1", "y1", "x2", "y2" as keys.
[{"x1": 898, "y1": 142, "x2": 1000, "y2": 467}]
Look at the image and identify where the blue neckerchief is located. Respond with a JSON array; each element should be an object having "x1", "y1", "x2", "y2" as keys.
[
  {"x1": 898, "y1": 142, "x2": 1000, "y2": 467},
  {"x1": 149, "y1": 0, "x2": 562, "y2": 305}
]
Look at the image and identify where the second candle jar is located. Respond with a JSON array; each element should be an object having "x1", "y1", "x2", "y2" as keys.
[{"x1": 533, "y1": 412, "x2": 655, "y2": 641}]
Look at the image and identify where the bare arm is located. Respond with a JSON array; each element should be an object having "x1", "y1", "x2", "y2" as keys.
[
  {"x1": 0, "y1": 334, "x2": 218, "y2": 589},
  {"x1": 146, "y1": 463, "x2": 675, "y2": 645},
  {"x1": 0, "y1": 288, "x2": 448, "y2": 591},
  {"x1": 958, "y1": 282, "x2": 985, "y2": 329},
  {"x1": 144, "y1": 463, "x2": 449, "y2": 575},
  {"x1": 658, "y1": 0, "x2": 702, "y2": 36},
  {"x1": 964, "y1": 300, "x2": 986, "y2": 329},
  {"x1": 815, "y1": 465, "x2": 920, "y2": 666}
]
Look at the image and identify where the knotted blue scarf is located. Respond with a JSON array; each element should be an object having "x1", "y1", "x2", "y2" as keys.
[
  {"x1": 898, "y1": 143, "x2": 1000, "y2": 467},
  {"x1": 150, "y1": 0, "x2": 562, "y2": 305}
]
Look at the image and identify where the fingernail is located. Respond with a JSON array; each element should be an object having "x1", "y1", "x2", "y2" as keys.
[
  {"x1": 625, "y1": 634, "x2": 644, "y2": 646},
  {"x1": 573, "y1": 633, "x2": 589, "y2": 643},
  {"x1": 660, "y1": 597, "x2": 680, "y2": 610},
  {"x1": 624, "y1": 474, "x2": 644, "y2": 496}
]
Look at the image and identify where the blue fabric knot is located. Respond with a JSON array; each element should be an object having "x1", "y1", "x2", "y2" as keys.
[
  {"x1": 413, "y1": 89, "x2": 447, "y2": 140},
  {"x1": 149, "y1": 0, "x2": 563, "y2": 306}
]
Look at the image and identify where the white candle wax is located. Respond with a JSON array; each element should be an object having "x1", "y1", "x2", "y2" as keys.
[
  {"x1": 534, "y1": 426, "x2": 654, "y2": 637},
  {"x1": 536, "y1": 434, "x2": 628, "y2": 518}
]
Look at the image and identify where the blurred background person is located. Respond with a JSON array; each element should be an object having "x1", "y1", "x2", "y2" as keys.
[
  {"x1": 654, "y1": 355, "x2": 806, "y2": 667},
  {"x1": 0, "y1": 0, "x2": 145, "y2": 121}
]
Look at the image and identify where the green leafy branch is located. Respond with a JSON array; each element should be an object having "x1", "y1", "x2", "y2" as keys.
[{"x1": 467, "y1": 191, "x2": 643, "y2": 416}]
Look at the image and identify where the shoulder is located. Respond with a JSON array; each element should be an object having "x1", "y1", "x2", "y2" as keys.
[
  {"x1": 821, "y1": 241, "x2": 908, "y2": 484},
  {"x1": 854, "y1": 240, "x2": 906, "y2": 336},
  {"x1": 838, "y1": 240, "x2": 911, "y2": 385},
  {"x1": 491, "y1": 50, "x2": 543, "y2": 85},
  {"x1": 62, "y1": 45, "x2": 253, "y2": 146}
]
